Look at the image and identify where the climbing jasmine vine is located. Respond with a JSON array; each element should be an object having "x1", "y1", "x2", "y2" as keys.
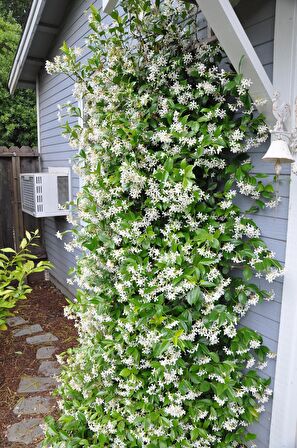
[{"x1": 44, "y1": 0, "x2": 282, "y2": 446}]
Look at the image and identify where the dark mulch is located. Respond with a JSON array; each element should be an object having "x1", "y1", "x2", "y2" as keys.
[{"x1": 0, "y1": 280, "x2": 78, "y2": 447}]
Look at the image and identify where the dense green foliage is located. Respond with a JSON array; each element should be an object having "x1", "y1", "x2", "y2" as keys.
[
  {"x1": 44, "y1": 1, "x2": 281, "y2": 446},
  {"x1": 0, "y1": 0, "x2": 31, "y2": 28},
  {"x1": 0, "y1": 230, "x2": 52, "y2": 330},
  {"x1": 0, "y1": 14, "x2": 37, "y2": 147}
]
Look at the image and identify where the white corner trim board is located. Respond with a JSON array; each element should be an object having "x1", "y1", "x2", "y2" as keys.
[
  {"x1": 269, "y1": 1, "x2": 297, "y2": 447},
  {"x1": 8, "y1": 0, "x2": 46, "y2": 94},
  {"x1": 197, "y1": 0, "x2": 274, "y2": 125},
  {"x1": 103, "y1": 0, "x2": 118, "y2": 14},
  {"x1": 36, "y1": 74, "x2": 41, "y2": 156}
]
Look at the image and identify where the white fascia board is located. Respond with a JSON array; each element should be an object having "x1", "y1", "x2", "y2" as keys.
[
  {"x1": 198, "y1": 0, "x2": 274, "y2": 125},
  {"x1": 103, "y1": 0, "x2": 118, "y2": 14},
  {"x1": 269, "y1": 1, "x2": 297, "y2": 447},
  {"x1": 8, "y1": 0, "x2": 46, "y2": 94}
]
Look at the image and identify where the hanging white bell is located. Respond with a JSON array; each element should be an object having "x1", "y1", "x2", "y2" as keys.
[{"x1": 262, "y1": 139, "x2": 295, "y2": 175}]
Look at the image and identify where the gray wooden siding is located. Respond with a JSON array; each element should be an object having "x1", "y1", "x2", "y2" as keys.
[
  {"x1": 234, "y1": 1, "x2": 287, "y2": 446},
  {"x1": 39, "y1": 0, "x2": 101, "y2": 296},
  {"x1": 38, "y1": 0, "x2": 286, "y2": 445}
]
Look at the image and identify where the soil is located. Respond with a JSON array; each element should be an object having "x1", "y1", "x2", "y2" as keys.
[{"x1": 0, "y1": 280, "x2": 78, "y2": 447}]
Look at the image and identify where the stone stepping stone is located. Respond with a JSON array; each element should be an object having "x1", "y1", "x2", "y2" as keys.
[
  {"x1": 26, "y1": 333, "x2": 58, "y2": 345},
  {"x1": 36, "y1": 346, "x2": 58, "y2": 360},
  {"x1": 6, "y1": 417, "x2": 43, "y2": 444},
  {"x1": 6, "y1": 316, "x2": 28, "y2": 327},
  {"x1": 13, "y1": 396, "x2": 55, "y2": 416},
  {"x1": 13, "y1": 324, "x2": 43, "y2": 338},
  {"x1": 38, "y1": 360, "x2": 61, "y2": 377},
  {"x1": 18, "y1": 376, "x2": 57, "y2": 393}
]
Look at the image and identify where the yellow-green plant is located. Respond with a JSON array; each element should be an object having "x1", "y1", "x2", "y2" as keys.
[{"x1": 0, "y1": 230, "x2": 52, "y2": 330}]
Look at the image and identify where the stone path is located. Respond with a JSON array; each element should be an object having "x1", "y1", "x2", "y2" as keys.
[{"x1": 5, "y1": 316, "x2": 60, "y2": 446}]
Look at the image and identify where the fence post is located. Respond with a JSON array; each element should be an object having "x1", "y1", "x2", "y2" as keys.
[
  {"x1": 11, "y1": 154, "x2": 24, "y2": 249},
  {"x1": 0, "y1": 146, "x2": 44, "y2": 254}
]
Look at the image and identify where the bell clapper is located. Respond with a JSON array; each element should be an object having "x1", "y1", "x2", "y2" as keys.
[
  {"x1": 274, "y1": 159, "x2": 281, "y2": 211},
  {"x1": 275, "y1": 159, "x2": 282, "y2": 177}
]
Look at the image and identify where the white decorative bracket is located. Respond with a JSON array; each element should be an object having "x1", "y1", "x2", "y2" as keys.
[
  {"x1": 272, "y1": 91, "x2": 290, "y2": 133},
  {"x1": 102, "y1": 0, "x2": 117, "y2": 14},
  {"x1": 270, "y1": 91, "x2": 297, "y2": 153}
]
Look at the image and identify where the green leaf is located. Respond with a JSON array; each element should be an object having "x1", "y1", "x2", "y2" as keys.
[
  {"x1": 238, "y1": 292, "x2": 247, "y2": 304},
  {"x1": 188, "y1": 372, "x2": 200, "y2": 385},
  {"x1": 186, "y1": 286, "x2": 202, "y2": 305},
  {"x1": 119, "y1": 368, "x2": 132, "y2": 378},
  {"x1": 164, "y1": 158, "x2": 173, "y2": 172},
  {"x1": 153, "y1": 340, "x2": 170, "y2": 357},
  {"x1": 200, "y1": 280, "x2": 216, "y2": 287},
  {"x1": 195, "y1": 229, "x2": 210, "y2": 243},
  {"x1": 245, "y1": 433, "x2": 257, "y2": 441},
  {"x1": 172, "y1": 329, "x2": 184, "y2": 345},
  {"x1": 191, "y1": 428, "x2": 208, "y2": 439},
  {"x1": 200, "y1": 381, "x2": 211, "y2": 392},
  {"x1": 243, "y1": 266, "x2": 253, "y2": 281},
  {"x1": 1, "y1": 248, "x2": 15, "y2": 253}
]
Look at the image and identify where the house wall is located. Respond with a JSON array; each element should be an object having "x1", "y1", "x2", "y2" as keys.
[
  {"x1": 38, "y1": 0, "x2": 102, "y2": 296},
  {"x1": 234, "y1": 1, "x2": 289, "y2": 447},
  {"x1": 37, "y1": 0, "x2": 204, "y2": 296},
  {"x1": 38, "y1": 0, "x2": 287, "y2": 445}
]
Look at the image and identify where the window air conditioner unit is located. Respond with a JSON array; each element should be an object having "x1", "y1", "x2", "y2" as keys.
[{"x1": 20, "y1": 168, "x2": 71, "y2": 218}]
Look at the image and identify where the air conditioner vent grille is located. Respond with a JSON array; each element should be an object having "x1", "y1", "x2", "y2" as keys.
[{"x1": 21, "y1": 176, "x2": 35, "y2": 213}]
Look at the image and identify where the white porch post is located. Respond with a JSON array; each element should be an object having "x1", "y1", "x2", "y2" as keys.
[{"x1": 269, "y1": 0, "x2": 297, "y2": 447}]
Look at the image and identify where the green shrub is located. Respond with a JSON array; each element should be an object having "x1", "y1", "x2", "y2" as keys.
[
  {"x1": 0, "y1": 15, "x2": 37, "y2": 147},
  {"x1": 44, "y1": 0, "x2": 282, "y2": 446},
  {"x1": 0, "y1": 230, "x2": 52, "y2": 330}
]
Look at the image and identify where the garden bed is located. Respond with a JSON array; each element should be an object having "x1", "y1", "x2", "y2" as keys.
[{"x1": 0, "y1": 280, "x2": 77, "y2": 447}]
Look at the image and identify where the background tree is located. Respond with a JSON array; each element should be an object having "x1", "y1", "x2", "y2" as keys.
[
  {"x1": 0, "y1": 12, "x2": 37, "y2": 147},
  {"x1": 0, "y1": 0, "x2": 31, "y2": 28}
]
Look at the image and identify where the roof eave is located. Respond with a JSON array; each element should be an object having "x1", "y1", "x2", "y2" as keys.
[{"x1": 8, "y1": 0, "x2": 46, "y2": 94}]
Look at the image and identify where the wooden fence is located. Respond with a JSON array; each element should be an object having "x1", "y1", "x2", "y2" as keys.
[{"x1": 0, "y1": 146, "x2": 45, "y2": 256}]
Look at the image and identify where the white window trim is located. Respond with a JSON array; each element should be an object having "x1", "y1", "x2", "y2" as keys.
[{"x1": 269, "y1": 1, "x2": 297, "y2": 447}]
